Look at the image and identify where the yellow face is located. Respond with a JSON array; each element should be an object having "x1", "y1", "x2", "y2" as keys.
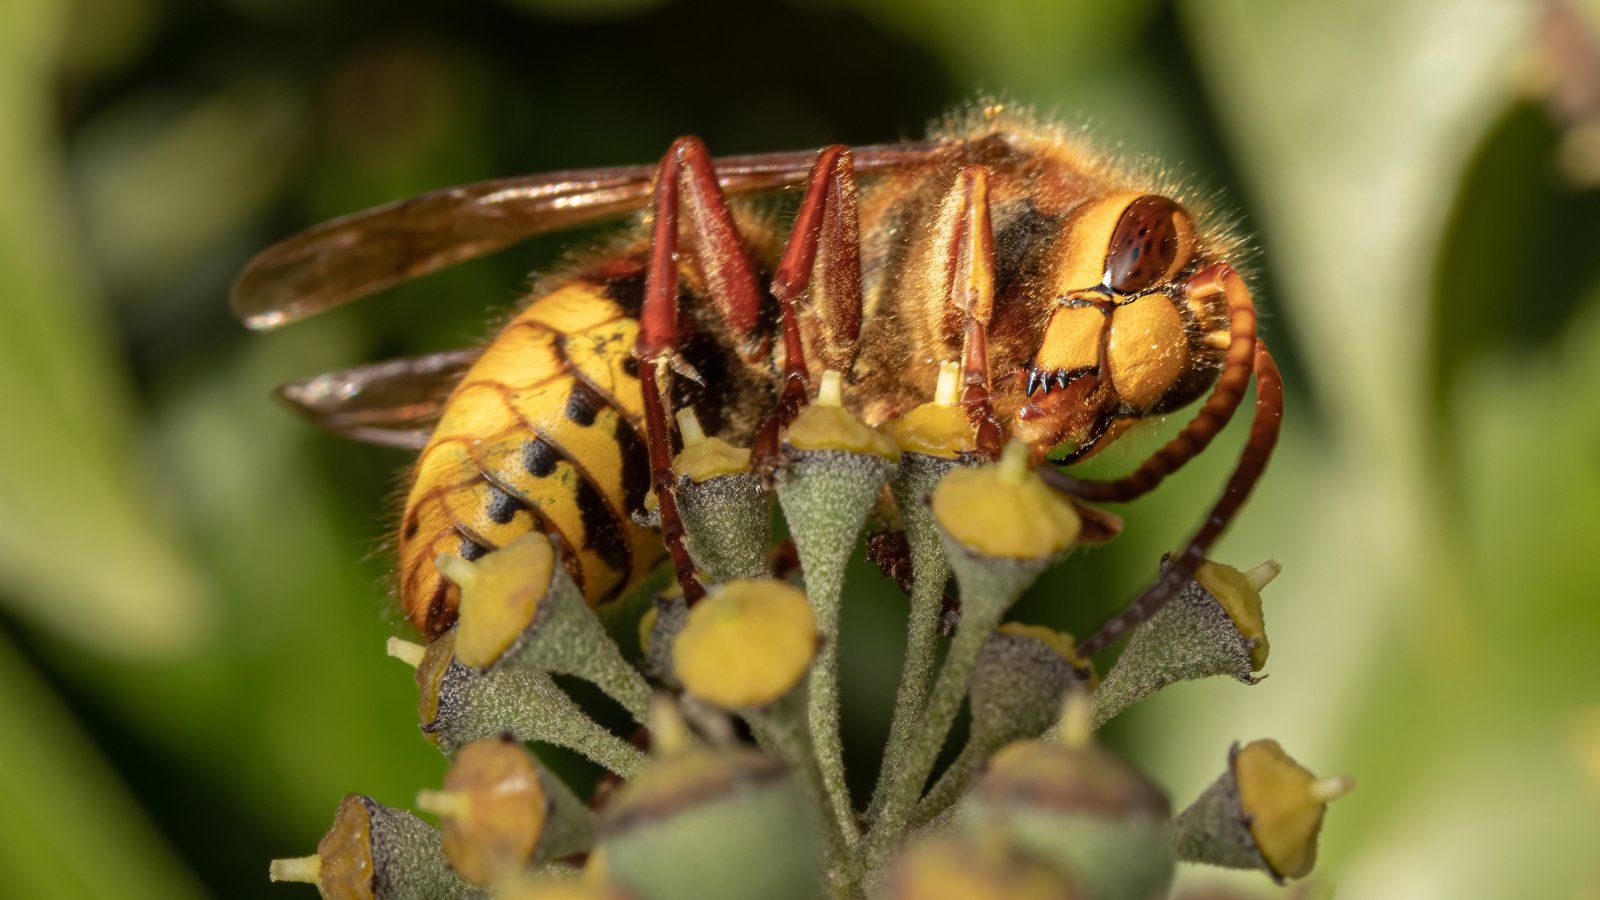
[{"x1": 1011, "y1": 191, "x2": 1219, "y2": 457}]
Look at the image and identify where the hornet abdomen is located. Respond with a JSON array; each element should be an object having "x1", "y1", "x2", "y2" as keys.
[{"x1": 398, "y1": 273, "x2": 660, "y2": 637}]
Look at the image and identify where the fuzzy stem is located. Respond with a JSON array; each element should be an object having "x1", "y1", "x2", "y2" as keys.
[
  {"x1": 860, "y1": 598, "x2": 1000, "y2": 874},
  {"x1": 504, "y1": 586, "x2": 654, "y2": 726},
  {"x1": 431, "y1": 663, "x2": 647, "y2": 779},
  {"x1": 777, "y1": 451, "x2": 895, "y2": 849},
  {"x1": 866, "y1": 454, "x2": 955, "y2": 825},
  {"x1": 572, "y1": 640, "x2": 653, "y2": 726},
  {"x1": 496, "y1": 674, "x2": 648, "y2": 779},
  {"x1": 861, "y1": 542, "x2": 1047, "y2": 876},
  {"x1": 748, "y1": 692, "x2": 859, "y2": 898},
  {"x1": 909, "y1": 733, "x2": 994, "y2": 826},
  {"x1": 804, "y1": 547, "x2": 857, "y2": 850}
]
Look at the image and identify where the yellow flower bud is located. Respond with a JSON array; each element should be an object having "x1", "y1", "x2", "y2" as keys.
[
  {"x1": 673, "y1": 407, "x2": 752, "y2": 482},
  {"x1": 877, "y1": 362, "x2": 977, "y2": 458},
  {"x1": 1234, "y1": 739, "x2": 1353, "y2": 880},
  {"x1": 440, "y1": 533, "x2": 556, "y2": 671},
  {"x1": 419, "y1": 739, "x2": 549, "y2": 886},
  {"x1": 787, "y1": 404, "x2": 903, "y2": 459},
  {"x1": 674, "y1": 438, "x2": 753, "y2": 481},
  {"x1": 784, "y1": 371, "x2": 902, "y2": 460},
  {"x1": 878, "y1": 402, "x2": 978, "y2": 458},
  {"x1": 933, "y1": 442, "x2": 1079, "y2": 559},
  {"x1": 1195, "y1": 559, "x2": 1277, "y2": 671},
  {"x1": 672, "y1": 580, "x2": 819, "y2": 709}
]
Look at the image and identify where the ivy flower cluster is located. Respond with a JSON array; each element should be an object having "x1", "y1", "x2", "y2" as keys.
[{"x1": 271, "y1": 368, "x2": 1349, "y2": 899}]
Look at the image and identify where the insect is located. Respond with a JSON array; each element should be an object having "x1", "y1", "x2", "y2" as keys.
[{"x1": 233, "y1": 106, "x2": 1282, "y2": 656}]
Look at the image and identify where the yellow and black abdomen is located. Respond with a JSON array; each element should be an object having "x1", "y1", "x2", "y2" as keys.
[{"x1": 399, "y1": 271, "x2": 660, "y2": 637}]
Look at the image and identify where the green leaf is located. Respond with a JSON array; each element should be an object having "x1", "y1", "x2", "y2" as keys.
[
  {"x1": 0, "y1": 0, "x2": 210, "y2": 658},
  {"x1": 0, "y1": 630, "x2": 204, "y2": 900}
]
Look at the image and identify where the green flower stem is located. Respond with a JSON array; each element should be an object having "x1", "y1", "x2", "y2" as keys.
[
  {"x1": 910, "y1": 736, "x2": 992, "y2": 826},
  {"x1": 861, "y1": 595, "x2": 996, "y2": 873},
  {"x1": 272, "y1": 796, "x2": 486, "y2": 899},
  {"x1": 428, "y1": 661, "x2": 647, "y2": 779},
  {"x1": 497, "y1": 577, "x2": 654, "y2": 726},
  {"x1": 678, "y1": 472, "x2": 773, "y2": 583},
  {"x1": 777, "y1": 450, "x2": 895, "y2": 850},
  {"x1": 866, "y1": 454, "x2": 956, "y2": 826},
  {"x1": 861, "y1": 545, "x2": 1048, "y2": 876},
  {"x1": 747, "y1": 691, "x2": 859, "y2": 899}
]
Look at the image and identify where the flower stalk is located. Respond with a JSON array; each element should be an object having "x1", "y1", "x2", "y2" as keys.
[
  {"x1": 863, "y1": 440, "x2": 1078, "y2": 874},
  {"x1": 775, "y1": 370, "x2": 901, "y2": 849},
  {"x1": 867, "y1": 361, "x2": 971, "y2": 825},
  {"x1": 408, "y1": 631, "x2": 646, "y2": 778}
]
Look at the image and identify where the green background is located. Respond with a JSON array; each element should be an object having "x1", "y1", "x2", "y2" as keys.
[{"x1": 3, "y1": 0, "x2": 1599, "y2": 896}]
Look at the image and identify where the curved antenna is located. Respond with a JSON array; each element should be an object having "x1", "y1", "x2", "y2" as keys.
[{"x1": 1075, "y1": 341, "x2": 1284, "y2": 657}]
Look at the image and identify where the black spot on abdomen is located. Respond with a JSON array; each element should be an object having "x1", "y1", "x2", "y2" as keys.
[
  {"x1": 523, "y1": 438, "x2": 558, "y2": 477},
  {"x1": 485, "y1": 483, "x2": 523, "y2": 524},
  {"x1": 458, "y1": 533, "x2": 490, "y2": 561},
  {"x1": 565, "y1": 381, "x2": 600, "y2": 427}
]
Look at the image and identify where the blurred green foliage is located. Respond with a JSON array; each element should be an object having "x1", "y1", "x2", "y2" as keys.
[{"x1": 3, "y1": 0, "x2": 1599, "y2": 896}]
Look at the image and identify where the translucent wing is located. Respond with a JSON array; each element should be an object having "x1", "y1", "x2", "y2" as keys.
[
  {"x1": 232, "y1": 143, "x2": 949, "y2": 330},
  {"x1": 276, "y1": 349, "x2": 481, "y2": 448}
]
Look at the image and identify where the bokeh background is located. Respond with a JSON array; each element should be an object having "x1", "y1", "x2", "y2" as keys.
[{"x1": 4, "y1": 0, "x2": 1600, "y2": 896}]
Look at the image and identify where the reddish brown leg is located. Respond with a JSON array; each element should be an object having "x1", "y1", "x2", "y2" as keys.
[
  {"x1": 1038, "y1": 263, "x2": 1258, "y2": 502},
  {"x1": 638, "y1": 137, "x2": 775, "y2": 604},
  {"x1": 949, "y1": 166, "x2": 1003, "y2": 459},
  {"x1": 752, "y1": 146, "x2": 862, "y2": 468},
  {"x1": 1075, "y1": 342, "x2": 1284, "y2": 657}
]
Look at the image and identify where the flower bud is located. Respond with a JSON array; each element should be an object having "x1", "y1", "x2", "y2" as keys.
[
  {"x1": 416, "y1": 737, "x2": 593, "y2": 886},
  {"x1": 672, "y1": 579, "x2": 819, "y2": 710},
  {"x1": 597, "y1": 742, "x2": 820, "y2": 900},
  {"x1": 1089, "y1": 558, "x2": 1278, "y2": 728},
  {"x1": 784, "y1": 371, "x2": 903, "y2": 461},
  {"x1": 775, "y1": 370, "x2": 899, "y2": 852},
  {"x1": 441, "y1": 534, "x2": 651, "y2": 723},
  {"x1": 413, "y1": 630, "x2": 645, "y2": 778},
  {"x1": 269, "y1": 794, "x2": 480, "y2": 899},
  {"x1": 877, "y1": 361, "x2": 978, "y2": 460},
  {"x1": 915, "y1": 624, "x2": 1094, "y2": 823},
  {"x1": 959, "y1": 727, "x2": 1172, "y2": 900},
  {"x1": 932, "y1": 441, "x2": 1079, "y2": 562},
  {"x1": 1169, "y1": 739, "x2": 1353, "y2": 882},
  {"x1": 673, "y1": 408, "x2": 771, "y2": 583}
]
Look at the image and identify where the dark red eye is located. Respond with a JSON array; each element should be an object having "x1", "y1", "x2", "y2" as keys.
[{"x1": 1103, "y1": 195, "x2": 1182, "y2": 293}]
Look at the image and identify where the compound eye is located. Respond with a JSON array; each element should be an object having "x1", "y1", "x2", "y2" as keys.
[{"x1": 1103, "y1": 195, "x2": 1187, "y2": 294}]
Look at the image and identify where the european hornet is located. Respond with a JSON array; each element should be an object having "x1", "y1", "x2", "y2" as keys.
[{"x1": 233, "y1": 107, "x2": 1282, "y2": 657}]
